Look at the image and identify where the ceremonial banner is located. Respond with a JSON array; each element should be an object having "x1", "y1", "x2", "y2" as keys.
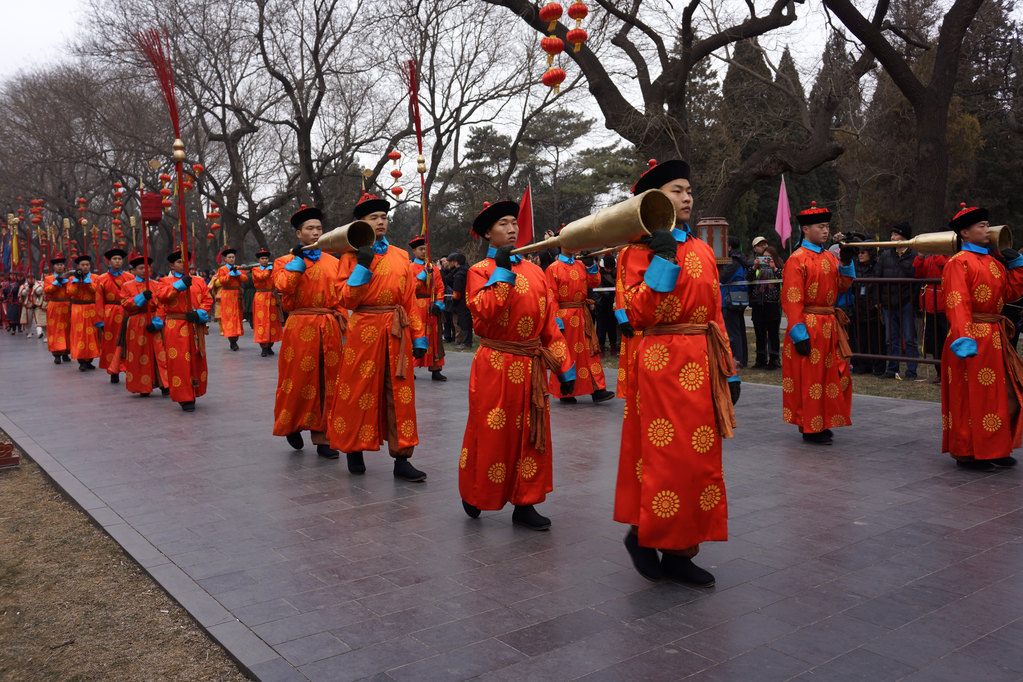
[
  {"x1": 775, "y1": 175, "x2": 792, "y2": 246},
  {"x1": 515, "y1": 184, "x2": 534, "y2": 248}
]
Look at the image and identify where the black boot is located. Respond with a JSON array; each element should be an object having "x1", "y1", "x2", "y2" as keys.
[
  {"x1": 661, "y1": 553, "x2": 715, "y2": 587},
  {"x1": 624, "y1": 531, "x2": 663, "y2": 581},
  {"x1": 559, "y1": 397, "x2": 577, "y2": 404},
  {"x1": 110, "y1": 374, "x2": 119, "y2": 384},
  {"x1": 285, "y1": 431, "x2": 304, "y2": 450},
  {"x1": 957, "y1": 458, "x2": 995, "y2": 471},
  {"x1": 260, "y1": 347, "x2": 270, "y2": 357},
  {"x1": 462, "y1": 499, "x2": 481, "y2": 518},
  {"x1": 53, "y1": 355, "x2": 62, "y2": 365},
  {"x1": 84, "y1": 361, "x2": 96, "y2": 370},
  {"x1": 802, "y1": 431, "x2": 832, "y2": 445},
  {"x1": 992, "y1": 456, "x2": 1018, "y2": 467},
  {"x1": 266, "y1": 346, "x2": 275, "y2": 355},
  {"x1": 591, "y1": 389, "x2": 615, "y2": 403},
  {"x1": 160, "y1": 387, "x2": 170, "y2": 396},
  {"x1": 431, "y1": 370, "x2": 447, "y2": 381},
  {"x1": 78, "y1": 361, "x2": 90, "y2": 372},
  {"x1": 229, "y1": 339, "x2": 239, "y2": 351},
  {"x1": 512, "y1": 505, "x2": 551, "y2": 531},
  {"x1": 180, "y1": 401, "x2": 196, "y2": 412},
  {"x1": 317, "y1": 444, "x2": 340, "y2": 459},
  {"x1": 139, "y1": 392, "x2": 150, "y2": 397},
  {"x1": 346, "y1": 451, "x2": 366, "y2": 474},
  {"x1": 62, "y1": 354, "x2": 71, "y2": 363},
  {"x1": 393, "y1": 456, "x2": 427, "y2": 482}
]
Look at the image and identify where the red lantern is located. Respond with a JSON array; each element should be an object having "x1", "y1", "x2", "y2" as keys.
[
  {"x1": 192, "y1": 163, "x2": 205, "y2": 174},
  {"x1": 182, "y1": 180, "x2": 194, "y2": 191},
  {"x1": 113, "y1": 182, "x2": 123, "y2": 189},
  {"x1": 118, "y1": 240, "x2": 127, "y2": 247},
  {"x1": 160, "y1": 187, "x2": 172, "y2": 198},
  {"x1": 567, "y1": 1, "x2": 587, "y2": 24},
  {"x1": 159, "y1": 173, "x2": 171, "y2": 184},
  {"x1": 211, "y1": 223, "x2": 221, "y2": 231},
  {"x1": 542, "y1": 67, "x2": 567, "y2": 94},
  {"x1": 79, "y1": 217, "x2": 88, "y2": 225},
  {"x1": 391, "y1": 186, "x2": 403, "y2": 197},
  {"x1": 566, "y1": 28, "x2": 588, "y2": 52},
  {"x1": 102, "y1": 231, "x2": 109, "y2": 239},
  {"x1": 541, "y1": 36, "x2": 564, "y2": 65},
  {"x1": 539, "y1": 2, "x2": 563, "y2": 30},
  {"x1": 31, "y1": 217, "x2": 41, "y2": 225},
  {"x1": 390, "y1": 169, "x2": 403, "y2": 180},
  {"x1": 112, "y1": 219, "x2": 122, "y2": 227},
  {"x1": 112, "y1": 207, "x2": 122, "y2": 215},
  {"x1": 161, "y1": 199, "x2": 173, "y2": 209},
  {"x1": 211, "y1": 201, "x2": 218, "y2": 209},
  {"x1": 388, "y1": 150, "x2": 401, "y2": 163},
  {"x1": 207, "y1": 232, "x2": 215, "y2": 240},
  {"x1": 114, "y1": 230, "x2": 124, "y2": 238}
]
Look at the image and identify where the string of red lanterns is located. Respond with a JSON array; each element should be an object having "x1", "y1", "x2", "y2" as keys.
[{"x1": 537, "y1": 2, "x2": 587, "y2": 95}]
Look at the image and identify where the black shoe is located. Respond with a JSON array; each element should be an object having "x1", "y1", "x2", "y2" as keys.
[
  {"x1": 766, "y1": 362, "x2": 780, "y2": 371},
  {"x1": 956, "y1": 459, "x2": 995, "y2": 471},
  {"x1": 512, "y1": 505, "x2": 551, "y2": 531},
  {"x1": 260, "y1": 348, "x2": 270, "y2": 357},
  {"x1": 85, "y1": 362, "x2": 96, "y2": 370},
  {"x1": 317, "y1": 444, "x2": 340, "y2": 459},
  {"x1": 285, "y1": 431, "x2": 304, "y2": 450},
  {"x1": 821, "y1": 429, "x2": 834, "y2": 440},
  {"x1": 883, "y1": 372, "x2": 897, "y2": 379},
  {"x1": 139, "y1": 393, "x2": 150, "y2": 397},
  {"x1": 62, "y1": 354, "x2": 71, "y2": 362},
  {"x1": 462, "y1": 499, "x2": 481, "y2": 518},
  {"x1": 346, "y1": 451, "x2": 366, "y2": 474},
  {"x1": 180, "y1": 401, "x2": 196, "y2": 412},
  {"x1": 802, "y1": 431, "x2": 832, "y2": 445},
  {"x1": 54, "y1": 356, "x2": 61, "y2": 365},
  {"x1": 752, "y1": 362, "x2": 768, "y2": 369},
  {"x1": 160, "y1": 387, "x2": 170, "y2": 396},
  {"x1": 592, "y1": 389, "x2": 615, "y2": 403},
  {"x1": 624, "y1": 531, "x2": 663, "y2": 581},
  {"x1": 559, "y1": 397, "x2": 577, "y2": 404},
  {"x1": 78, "y1": 361, "x2": 89, "y2": 372},
  {"x1": 661, "y1": 553, "x2": 715, "y2": 587},
  {"x1": 110, "y1": 374, "x2": 119, "y2": 384},
  {"x1": 393, "y1": 456, "x2": 427, "y2": 482},
  {"x1": 905, "y1": 372, "x2": 918, "y2": 380},
  {"x1": 431, "y1": 371, "x2": 447, "y2": 381},
  {"x1": 992, "y1": 456, "x2": 1018, "y2": 467},
  {"x1": 230, "y1": 340, "x2": 239, "y2": 351},
  {"x1": 266, "y1": 347, "x2": 275, "y2": 355}
]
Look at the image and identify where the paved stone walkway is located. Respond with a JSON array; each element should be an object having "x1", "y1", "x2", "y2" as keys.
[{"x1": 2, "y1": 330, "x2": 1022, "y2": 681}]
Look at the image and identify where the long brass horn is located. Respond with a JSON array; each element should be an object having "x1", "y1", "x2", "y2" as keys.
[
  {"x1": 308, "y1": 220, "x2": 375, "y2": 253},
  {"x1": 844, "y1": 225, "x2": 1012, "y2": 256},
  {"x1": 510, "y1": 189, "x2": 676, "y2": 256}
]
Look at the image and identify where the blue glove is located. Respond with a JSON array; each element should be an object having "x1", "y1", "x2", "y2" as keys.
[
  {"x1": 416, "y1": 270, "x2": 427, "y2": 281},
  {"x1": 151, "y1": 316, "x2": 164, "y2": 330},
  {"x1": 94, "y1": 321, "x2": 104, "y2": 328},
  {"x1": 950, "y1": 336, "x2": 978, "y2": 359},
  {"x1": 133, "y1": 292, "x2": 147, "y2": 307},
  {"x1": 229, "y1": 267, "x2": 240, "y2": 276},
  {"x1": 195, "y1": 309, "x2": 209, "y2": 324},
  {"x1": 172, "y1": 278, "x2": 187, "y2": 292},
  {"x1": 430, "y1": 301, "x2": 445, "y2": 314},
  {"x1": 285, "y1": 257, "x2": 306, "y2": 273}
]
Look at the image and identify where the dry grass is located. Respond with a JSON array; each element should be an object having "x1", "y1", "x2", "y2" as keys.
[{"x1": 0, "y1": 433, "x2": 246, "y2": 682}]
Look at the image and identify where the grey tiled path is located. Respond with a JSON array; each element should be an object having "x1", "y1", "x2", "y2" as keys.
[{"x1": 2, "y1": 331, "x2": 1022, "y2": 681}]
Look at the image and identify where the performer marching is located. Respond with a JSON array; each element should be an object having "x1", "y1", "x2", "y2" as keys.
[
  {"x1": 120, "y1": 255, "x2": 170, "y2": 397},
  {"x1": 781, "y1": 203, "x2": 856, "y2": 444},
  {"x1": 273, "y1": 207, "x2": 344, "y2": 459},
  {"x1": 545, "y1": 246, "x2": 614, "y2": 404},
  {"x1": 615, "y1": 160, "x2": 740, "y2": 586},
  {"x1": 251, "y1": 248, "x2": 283, "y2": 357},
  {"x1": 94, "y1": 248, "x2": 134, "y2": 383},
  {"x1": 156, "y1": 249, "x2": 213, "y2": 412},
  {"x1": 941, "y1": 204, "x2": 1023, "y2": 470},
  {"x1": 328, "y1": 192, "x2": 428, "y2": 481},
  {"x1": 458, "y1": 200, "x2": 575, "y2": 530},
  {"x1": 215, "y1": 247, "x2": 247, "y2": 350},
  {"x1": 43, "y1": 256, "x2": 73, "y2": 364},
  {"x1": 67, "y1": 255, "x2": 101, "y2": 371},
  {"x1": 408, "y1": 235, "x2": 447, "y2": 381}
]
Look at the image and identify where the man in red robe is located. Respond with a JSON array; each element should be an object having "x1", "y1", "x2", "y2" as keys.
[
  {"x1": 156, "y1": 249, "x2": 214, "y2": 412},
  {"x1": 615, "y1": 160, "x2": 740, "y2": 586},
  {"x1": 67, "y1": 255, "x2": 101, "y2": 371},
  {"x1": 94, "y1": 248, "x2": 134, "y2": 383},
  {"x1": 251, "y1": 248, "x2": 283, "y2": 357},
  {"x1": 459, "y1": 200, "x2": 575, "y2": 530},
  {"x1": 215, "y1": 247, "x2": 247, "y2": 350},
  {"x1": 781, "y1": 203, "x2": 856, "y2": 444},
  {"x1": 43, "y1": 256, "x2": 72, "y2": 364},
  {"x1": 941, "y1": 204, "x2": 1023, "y2": 470},
  {"x1": 408, "y1": 235, "x2": 447, "y2": 381},
  {"x1": 120, "y1": 255, "x2": 170, "y2": 397}
]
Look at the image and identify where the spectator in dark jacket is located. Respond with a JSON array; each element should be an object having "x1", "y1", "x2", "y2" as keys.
[
  {"x1": 850, "y1": 244, "x2": 887, "y2": 376},
  {"x1": 747, "y1": 236, "x2": 783, "y2": 369},
  {"x1": 719, "y1": 235, "x2": 749, "y2": 369},
  {"x1": 876, "y1": 221, "x2": 919, "y2": 379},
  {"x1": 447, "y1": 252, "x2": 473, "y2": 348},
  {"x1": 593, "y1": 253, "x2": 619, "y2": 355},
  {"x1": 440, "y1": 257, "x2": 455, "y2": 342}
]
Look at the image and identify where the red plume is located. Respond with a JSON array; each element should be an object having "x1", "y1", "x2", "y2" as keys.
[{"x1": 131, "y1": 29, "x2": 181, "y2": 138}]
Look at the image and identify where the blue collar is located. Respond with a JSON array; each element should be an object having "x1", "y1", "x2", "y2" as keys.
[
  {"x1": 672, "y1": 225, "x2": 690, "y2": 243},
  {"x1": 961, "y1": 242, "x2": 989, "y2": 255},
  {"x1": 558, "y1": 254, "x2": 575, "y2": 264},
  {"x1": 487, "y1": 246, "x2": 522, "y2": 264},
  {"x1": 373, "y1": 237, "x2": 390, "y2": 255},
  {"x1": 172, "y1": 271, "x2": 183, "y2": 278},
  {"x1": 412, "y1": 257, "x2": 425, "y2": 265},
  {"x1": 800, "y1": 240, "x2": 824, "y2": 254},
  {"x1": 258, "y1": 264, "x2": 272, "y2": 270},
  {"x1": 134, "y1": 275, "x2": 146, "y2": 283},
  {"x1": 109, "y1": 269, "x2": 122, "y2": 276}
]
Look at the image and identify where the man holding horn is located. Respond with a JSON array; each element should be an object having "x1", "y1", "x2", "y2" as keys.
[
  {"x1": 458, "y1": 200, "x2": 575, "y2": 530},
  {"x1": 614, "y1": 159, "x2": 740, "y2": 586},
  {"x1": 941, "y1": 204, "x2": 1023, "y2": 470}
]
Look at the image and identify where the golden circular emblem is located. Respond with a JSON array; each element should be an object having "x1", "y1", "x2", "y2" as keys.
[
  {"x1": 699, "y1": 484, "x2": 722, "y2": 511},
  {"x1": 488, "y1": 462, "x2": 507, "y2": 483},
  {"x1": 647, "y1": 418, "x2": 675, "y2": 447},
  {"x1": 691, "y1": 425, "x2": 715, "y2": 453},
  {"x1": 651, "y1": 490, "x2": 680, "y2": 518},
  {"x1": 487, "y1": 407, "x2": 507, "y2": 429}
]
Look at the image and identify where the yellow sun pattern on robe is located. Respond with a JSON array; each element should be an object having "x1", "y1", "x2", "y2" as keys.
[
  {"x1": 325, "y1": 350, "x2": 339, "y2": 367},
  {"x1": 300, "y1": 326, "x2": 316, "y2": 342},
  {"x1": 809, "y1": 415, "x2": 824, "y2": 432},
  {"x1": 358, "y1": 360, "x2": 375, "y2": 378},
  {"x1": 488, "y1": 462, "x2": 507, "y2": 483},
  {"x1": 358, "y1": 424, "x2": 375, "y2": 443},
  {"x1": 678, "y1": 362, "x2": 705, "y2": 391},
  {"x1": 301, "y1": 385, "x2": 317, "y2": 400},
  {"x1": 786, "y1": 287, "x2": 801, "y2": 303},
  {"x1": 990, "y1": 261, "x2": 1003, "y2": 279},
  {"x1": 975, "y1": 284, "x2": 992, "y2": 303},
  {"x1": 699, "y1": 484, "x2": 722, "y2": 511},
  {"x1": 399, "y1": 420, "x2": 415, "y2": 439},
  {"x1": 946, "y1": 290, "x2": 962, "y2": 307},
  {"x1": 655, "y1": 295, "x2": 682, "y2": 321},
  {"x1": 647, "y1": 418, "x2": 675, "y2": 447},
  {"x1": 635, "y1": 458, "x2": 642, "y2": 482},
  {"x1": 983, "y1": 413, "x2": 1002, "y2": 432},
  {"x1": 651, "y1": 490, "x2": 680, "y2": 518},
  {"x1": 459, "y1": 448, "x2": 468, "y2": 469},
  {"x1": 826, "y1": 383, "x2": 839, "y2": 399},
  {"x1": 690, "y1": 306, "x2": 708, "y2": 324},
  {"x1": 360, "y1": 325, "x2": 379, "y2": 343},
  {"x1": 808, "y1": 383, "x2": 823, "y2": 400},
  {"x1": 831, "y1": 414, "x2": 847, "y2": 427},
  {"x1": 519, "y1": 457, "x2": 538, "y2": 479},
  {"x1": 487, "y1": 407, "x2": 507, "y2": 429},
  {"x1": 517, "y1": 317, "x2": 535, "y2": 338},
  {"x1": 515, "y1": 275, "x2": 530, "y2": 294},
  {"x1": 691, "y1": 425, "x2": 715, "y2": 453},
  {"x1": 977, "y1": 367, "x2": 996, "y2": 386},
  {"x1": 358, "y1": 393, "x2": 374, "y2": 410},
  {"x1": 508, "y1": 362, "x2": 527, "y2": 384},
  {"x1": 300, "y1": 355, "x2": 316, "y2": 372},
  {"x1": 644, "y1": 344, "x2": 670, "y2": 372},
  {"x1": 684, "y1": 252, "x2": 702, "y2": 279}
]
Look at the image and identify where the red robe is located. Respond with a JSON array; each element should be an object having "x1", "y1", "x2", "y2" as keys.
[
  {"x1": 94, "y1": 269, "x2": 134, "y2": 373},
  {"x1": 43, "y1": 274, "x2": 71, "y2": 354},
  {"x1": 459, "y1": 254, "x2": 573, "y2": 510},
  {"x1": 781, "y1": 244, "x2": 855, "y2": 433},
  {"x1": 328, "y1": 241, "x2": 425, "y2": 454},
  {"x1": 614, "y1": 245, "x2": 645, "y2": 399},
  {"x1": 410, "y1": 259, "x2": 445, "y2": 370},
  {"x1": 67, "y1": 274, "x2": 100, "y2": 360},
  {"x1": 120, "y1": 278, "x2": 170, "y2": 395},
  {"x1": 941, "y1": 247, "x2": 1023, "y2": 460},
  {"x1": 155, "y1": 274, "x2": 214, "y2": 403},
  {"x1": 545, "y1": 255, "x2": 606, "y2": 397},
  {"x1": 215, "y1": 264, "x2": 247, "y2": 337},
  {"x1": 614, "y1": 231, "x2": 735, "y2": 550},
  {"x1": 251, "y1": 265, "x2": 283, "y2": 344}
]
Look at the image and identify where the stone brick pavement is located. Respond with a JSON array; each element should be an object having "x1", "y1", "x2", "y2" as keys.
[{"x1": 2, "y1": 331, "x2": 1022, "y2": 681}]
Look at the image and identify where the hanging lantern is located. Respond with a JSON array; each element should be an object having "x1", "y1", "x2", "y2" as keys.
[
  {"x1": 211, "y1": 223, "x2": 221, "y2": 231},
  {"x1": 182, "y1": 180, "x2": 194, "y2": 191},
  {"x1": 390, "y1": 168, "x2": 403, "y2": 180},
  {"x1": 539, "y1": 2, "x2": 563, "y2": 30},
  {"x1": 118, "y1": 240, "x2": 127, "y2": 247},
  {"x1": 388, "y1": 150, "x2": 401, "y2": 163},
  {"x1": 159, "y1": 173, "x2": 171, "y2": 184},
  {"x1": 159, "y1": 187, "x2": 172, "y2": 198},
  {"x1": 112, "y1": 207, "x2": 122, "y2": 216},
  {"x1": 391, "y1": 187, "x2": 403, "y2": 197},
  {"x1": 192, "y1": 163, "x2": 205, "y2": 175},
  {"x1": 207, "y1": 232, "x2": 215, "y2": 240},
  {"x1": 541, "y1": 36, "x2": 564, "y2": 65},
  {"x1": 102, "y1": 231, "x2": 109, "y2": 239},
  {"x1": 566, "y1": 27, "x2": 588, "y2": 52},
  {"x1": 113, "y1": 182, "x2": 123, "y2": 189},
  {"x1": 567, "y1": 1, "x2": 587, "y2": 25},
  {"x1": 111, "y1": 219, "x2": 122, "y2": 227},
  {"x1": 542, "y1": 67, "x2": 567, "y2": 94},
  {"x1": 114, "y1": 230, "x2": 124, "y2": 239},
  {"x1": 31, "y1": 216, "x2": 42, "y2": 225},
  {"x1": 161, "y1": 199, "x2": 173, "y2": 210},
  {"x1": 417, "y1": 154, "x2": 427, "y2": 175}
]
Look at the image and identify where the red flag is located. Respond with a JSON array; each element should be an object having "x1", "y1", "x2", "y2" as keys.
[
  {"x1": 515, "y1": 185, "x2": 533, "y2": 248},
  {"x1": 774, "y1": 175, "x2": 792, "y2": 246}
]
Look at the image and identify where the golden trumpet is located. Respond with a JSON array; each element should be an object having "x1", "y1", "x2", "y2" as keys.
[
  {"x1": 308, "y1": 220, "x2": 375, "y2": 253},
  {"x1": 510, "y1": 189, "x2": 676, "y2": 256},
  {"x1": 846, "y1": 225, "x2": 1012, "y2": 255}
]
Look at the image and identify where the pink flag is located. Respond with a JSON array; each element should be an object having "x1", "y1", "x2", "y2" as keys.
[
  {"x1": 775, "y1": 175, "x2": 792, "y2": 245},
  {"x1": 515, "y1": 184, "x2": 533, "y2": 248}
]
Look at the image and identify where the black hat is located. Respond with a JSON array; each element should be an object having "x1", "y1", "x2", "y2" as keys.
[
  {"x1": 290, "y1": 205, "x2": 323, "y2": 229},
  {"x1": 408, "y1": 235, "x2": 426, "y2": 249},
  {"x1": 220, "y1": 247, "x2": 237, "y2": 257},
  {"x1": 104, "y1": 248, "x2": 128, "y2": 260},
  {"x1": 891, "y1": 222, "x2": 912, "y2": 239},
  {"x1": 632, "y1": 159, "x2": 691, "y2": 195},
  {"x1": 950, "y1": 203, "x2": 989, "y2": 233},
  {"x1": 353, "y1": 192, "x2": 390, "y2": 220},
  {"x1": 796, "y1": 201, "x2": 831, "y2": 226},
  {"x1": 255, "y1": 248, "x2": 271, "y2": 258},
  {"x1": 74, "y1": 254, "x2": 91, "y2": 265},
  {"x1": 167, "y1": 249, "x2": 191, "y2": 264},
  {"x1": 129, "y1": 255, "x2": 153, "y2": 268},
  {"x1": 50, "y1": 256, "x2": 67, "y2": 265},
  {"x1": 471, "y1": 200, "x2": 519, "y2": 238}
]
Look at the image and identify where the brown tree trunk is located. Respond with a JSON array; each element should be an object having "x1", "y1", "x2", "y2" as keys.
[{"x1": 912, "y1": 102, "x2": 951, "y2": 232}]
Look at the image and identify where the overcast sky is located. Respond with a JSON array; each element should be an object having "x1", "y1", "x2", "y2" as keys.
[{"x1": 1, "y1": 1, "x2": 83, "y2": 79}]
